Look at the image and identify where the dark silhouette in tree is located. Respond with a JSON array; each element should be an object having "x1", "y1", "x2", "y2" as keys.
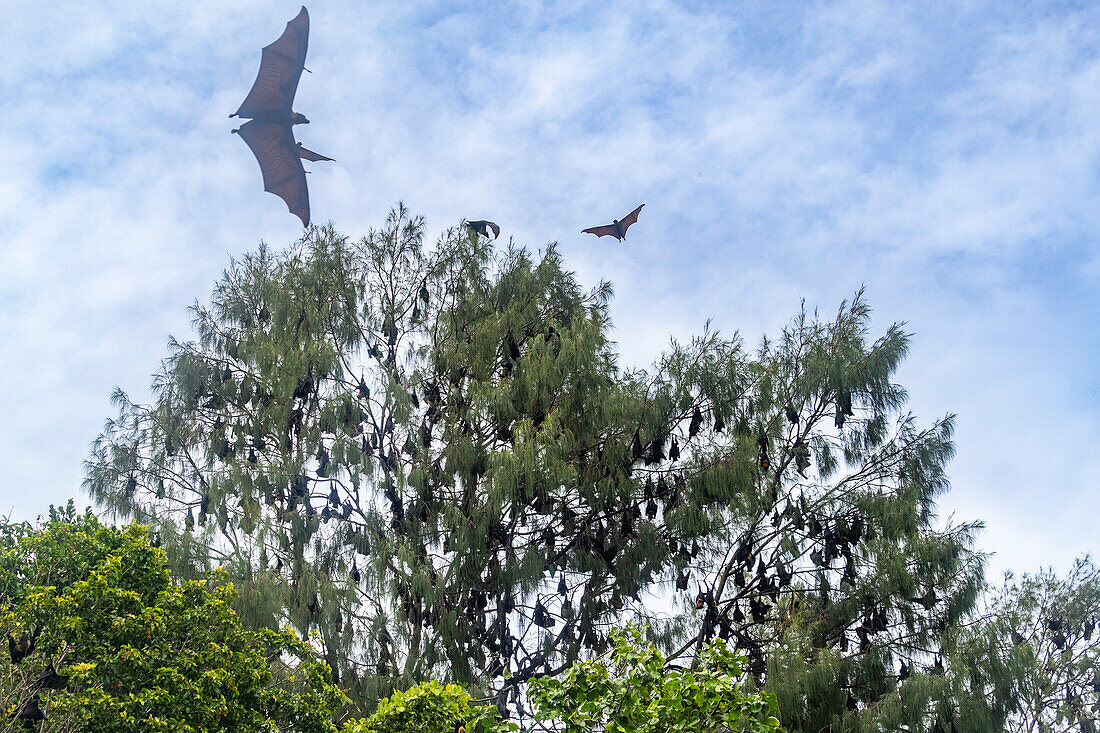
[{"x1": 87, "y1": 211, "x2": 990, "y2": 727}]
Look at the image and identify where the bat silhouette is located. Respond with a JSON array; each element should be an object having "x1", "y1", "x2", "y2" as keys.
[
  {"x1": 31, "y1": 661, "x2": 68, "y2": 691},
  {"x1": 8, "y1": 625, "x2": 40, "y2": 664},
  {"x1": 230, "y1": 7, "x2": 332, "y2": 227},
  {"x1": 582, "y1": 204, "x2": 644, "y2": 241},
  {"x1": 466, "y1": 220, "x2": 500, "y2": 239},
  {"x1": 10, "y1": 693, "x2": 45, "y2": 728}
]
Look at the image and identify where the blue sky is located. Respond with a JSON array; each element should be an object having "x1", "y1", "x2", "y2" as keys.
[{"x1": 1, "y1": 0, "x2": 1097, "y2": 580}]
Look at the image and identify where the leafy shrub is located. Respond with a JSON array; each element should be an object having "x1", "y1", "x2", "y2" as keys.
[
  {"x1": 529, "y1": 626, "x2": 784, "y2": 733},
  {"x1": 0, "y1": 504, "x2": 346, "y2": 732},
  {"x1": 342, "y1": 680, "x2": 512, "y2": 733}
]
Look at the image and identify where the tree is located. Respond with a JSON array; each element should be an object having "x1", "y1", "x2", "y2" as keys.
[
  {"x1": 0, "y1": 504, "x2": 345, "y2": 732},
  {"x1": 942, "y1": 557, "x2": 1099, "y2": 732},
  {"x1": 87, "y1": 210, "x2": 689, "y2": 708},
  {"x1": 655, "y1": 301, "x2": 987, "y2": 732},
  {"x1": 85, "y1": 210, "x2": 987, "y2": 728},
  {"x1": 529, "y1": 625, "x2": 784, "y2": 732}
]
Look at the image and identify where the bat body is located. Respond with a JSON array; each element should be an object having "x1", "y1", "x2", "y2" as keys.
[
  {"x1": 466, "y1": 220, "x2": 500, "y2": 239},
  {"x1": 11, "y1": 694, "x2": 45, "y2": 728},
  {"x1": 231, "y1": 7, "x2": 332, "y2": 227},
  {"x1": 8, "y1": 625, "x2": 40, "y2": 664},
  {"x1": 31, "y1": 662, "x2": 68, "y2": 691},
  {"x1": 582, "y1": 203, "x2": 644, "y2": 241}
]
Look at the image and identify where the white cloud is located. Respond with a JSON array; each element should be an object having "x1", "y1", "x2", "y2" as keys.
[{"x1": 0, "y1": 0, "x2": 1095, "y2": 577}]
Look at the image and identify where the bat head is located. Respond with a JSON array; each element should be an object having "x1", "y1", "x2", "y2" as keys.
[{"x1": 291, "y1": 112, "x2": 310, "y2": 125}]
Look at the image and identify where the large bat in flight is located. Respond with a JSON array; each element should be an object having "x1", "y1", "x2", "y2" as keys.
[
  {"x1": 466, "y1": 220, "x2": 500, "y2": 239},
  {"x1": 230, "y1": 7, "x2": 332, "y2": 227},
  {"x1": 582, "y1": 204, "x2": 644, "y2": 241}
]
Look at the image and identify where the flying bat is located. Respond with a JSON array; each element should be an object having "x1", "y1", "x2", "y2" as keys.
[
  {"x1": 582, "y1": 204, "x2": 644, "y2": 241},
  {"x1": 230, "y1": 7, "x2": 332, "y2": 227},
  {"x1": 466, "y1": 220, "x2": 500, "y2": 239}
]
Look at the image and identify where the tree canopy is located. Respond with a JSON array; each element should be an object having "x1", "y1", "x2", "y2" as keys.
[
  {"x1": 948, "y1": 557, "x2": 1100, "y2": 732},
  {"x1": 0, "y1": 503, "x2": 345, "y2": 732},
  {"x1": 84, "y1": 209, "x2": 1077, "y2": 731}
]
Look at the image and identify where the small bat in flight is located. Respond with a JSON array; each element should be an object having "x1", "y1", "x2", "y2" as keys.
[
  {"x1": 582, "y1": 204, "x2": 644, "y2": 241},
  {"x1": 466, "y1": 220, "x2": 500, "y2": 239},
  {"x1": 231, "y1": 7, "x2": 332, "y2": 227}
]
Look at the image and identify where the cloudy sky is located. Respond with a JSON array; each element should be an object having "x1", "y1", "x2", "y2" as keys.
[{"x1": 2, "y1": 0, "x2": 1097, "y2": 580}]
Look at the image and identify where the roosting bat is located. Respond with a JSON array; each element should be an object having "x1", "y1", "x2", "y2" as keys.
[
  {"x1": 10, "y1": 693, "x2": 45, "y2": 728},
  {"x1": 8, "y1": 625, "x2": 41, "y2": 664},
  {"x1": 31, "y1": 662, "x2": 68, "y2": 691},
  {"x1": 466, "y1": 220, "x2": 500, "y2": 239},
  {"x1": 582, "y1": 204, "x2": 644, "y2": 241},
  {"x1": 230, "y1": 7, "x2": 332, "y2": 227}
]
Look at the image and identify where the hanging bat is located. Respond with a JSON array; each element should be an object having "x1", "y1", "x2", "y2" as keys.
[
  {"x1": 10, "y1": 693, "x2": 45, "y2": 728},
  {"x1": 533, "y1": 600, "x2": 555, "y2": 628},
  {"x1": 31, "y1": 661, "x2": 68, "y2": 691},
  {"x1": 8, "y1": 625, "x2": 41, "y2": 664},
  {"x1": 466, "y1": 220, "x2": 500, "y2": 239},
  {"x1": 582, "y1": 204, "x2": 644, "y2": 241},
  {"x1": 688, "y1": 406, "x2": 703, "y2": 438},
  {"x1": 230, "y1": 7, "x2": 332, "y2": 227},
  {"x1": 668, "y1": 438, "x2": 680, "y2": 462}
]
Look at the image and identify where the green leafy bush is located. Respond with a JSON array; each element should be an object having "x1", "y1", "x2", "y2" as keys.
[
  {"x1": 342, "y1": 680, "x2": 513, "y2": 733},
  {"x1": 529, "y1": 626, "x2": 784, "y2": 733},
  {"x1": 0, "y1": 504, "x2": 346, "y2": 732}
]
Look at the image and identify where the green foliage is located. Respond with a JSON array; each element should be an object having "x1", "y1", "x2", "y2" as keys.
[
  {"x1": 944, "y1": 557, "x2": 1100, "y2": 732},
  {"x1": 649, "y1": 297, "x2": 985, "y2": 732},
  {"x1": 85, "y1": 212, "x2": 685, "y2": 703},
  {"x1": 343, "y1": 680, "x2": 514, "y2": 733},
  {"x1": 529, "y1": 626, "x2": 783, "y2": 732},
  {"x1": 0, "y1": 503, "x2": 346, "y2": 732},
  {"x1": 84, "y1": 210, "x2": 989, "y2": 729}
]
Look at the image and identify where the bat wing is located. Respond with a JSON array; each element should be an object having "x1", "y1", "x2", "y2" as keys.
[
  {"x1": 236, "y1": 120, "x2": 310, "y2": 226},
  {"x1": 466, "y1": 220, "x2": 500, "y2": 239},
  {"x1": 582, "y1": 224, "x2": 620, "y2": 238},
  {"x1": 233, "y1": 7, "x2": 309, "y2": 119},
  {"x1": 297, "y1": 143, "x2": 334, "y2": 162},
  {"x1": 619, "y1": 203, "x2": 645, "y2": 234}
]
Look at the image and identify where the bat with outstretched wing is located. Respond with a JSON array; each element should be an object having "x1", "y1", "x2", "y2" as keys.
[
  {"x1": 230, "y1": 7, "x2": 332, "y2": 227},
  {"x1": 466, "y1": 220, "x2": 500, "y2": 239},
  {"x1": 582, "y1": 203, "x2": 644, "y2": 241}
]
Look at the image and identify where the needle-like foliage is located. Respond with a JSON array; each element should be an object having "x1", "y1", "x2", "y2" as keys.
[{"x1": 85, "y1": 211, "x2": 1005, "y2": 728}]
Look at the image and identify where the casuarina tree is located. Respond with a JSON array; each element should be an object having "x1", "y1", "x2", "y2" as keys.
[{"x1": 86, "y1": 210, "x2": 991, "y2": 728}]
